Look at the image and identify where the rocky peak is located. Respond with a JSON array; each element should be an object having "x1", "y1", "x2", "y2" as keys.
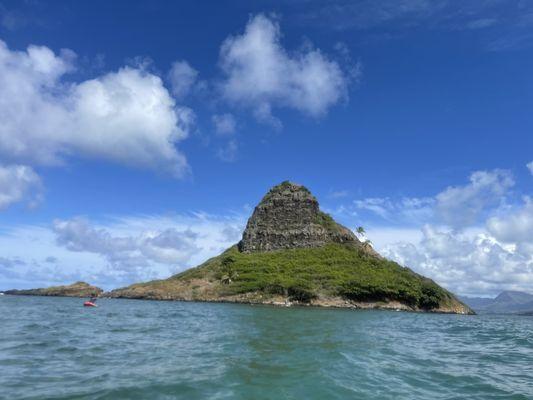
[{"x1": 238, "y1": 181, "x2": 362, "y2": 253}]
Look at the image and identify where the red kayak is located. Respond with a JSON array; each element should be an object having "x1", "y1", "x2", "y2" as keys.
[{"x1": 83, "y1": 301, "x2": 97, "y2": 307}]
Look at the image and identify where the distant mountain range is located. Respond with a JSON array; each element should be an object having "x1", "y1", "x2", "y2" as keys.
[{"x1": 461, "y1": 291, "x2": 533, "y2": 314}]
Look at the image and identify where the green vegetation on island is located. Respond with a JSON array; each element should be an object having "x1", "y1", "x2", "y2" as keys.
[
  {"x1": 108, "y1": 181, "x2": 472, "y2": 314},
  {"x1": 109, "y1": 243, "x2": 466, "y2": 312},
  {"x1": 6, "y1": 182, "x2": 470, "y2": 314}
]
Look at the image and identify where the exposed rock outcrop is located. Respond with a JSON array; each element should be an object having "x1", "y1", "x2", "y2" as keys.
[{"x1": 239, "y1": 181, "x2": 361, "y2": 252}]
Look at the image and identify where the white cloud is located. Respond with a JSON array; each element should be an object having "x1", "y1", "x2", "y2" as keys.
[
  {"x1": 0, "y1": 39, "x2": 192, "y2": 177},
  {"x1": 0, "y1": 212, "x2": 246, "y2": 290},
  {"x1": 365, "y1": 226, "x2": 423, "y2": 249},
  {"x1": 0, "y1": 164, "x2": 42, "y2": 209},
  {"x1": 435, "y1": 169, "x2": 514, "y2": 228},
  {"x1": 487, "y1": 197, "x2": 533, "y2": 255},
  {"x1": 353, "y1": 196, "x2": 435, "y2": 223},
  {"x1": 527, "y1": 161, "x2": 533, "y2": 175},
  {"x1": 349, "y1": 170, "x2": 515, "y2": 229},
  {"x1": 212, "y1": 113, "x2": 236, "y2": 135},
  {"x1": 335, "y1": 168, "x2": 531, "y2": 296},
  {"x1": 381, "y1": 225, "x2": 533, "y2": 297},
  {"x1": 354, "y1": 198, "x2": 391, "y2": 219},
  {"x1": 217, "y1": 139, "x2": 239, "y2": 162},
  {"x1": 328, "y1": 190, "x2": 349, "y2": 199},
  {"x1": 0, "y1": 225, "x2": 104, "y2": 289},
  {"x1": 168, "y1": 60, "x2": 198, "y2": 98},
  {"x1": 218, "y1": 14, "x2": 353, "y2": 123},
  {"x1": 53, "y1": 217, "x2": 202, "y2": 266}
]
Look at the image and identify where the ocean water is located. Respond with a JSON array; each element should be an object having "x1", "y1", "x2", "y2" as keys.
[{"x1": 1, "y1": 296, "x2": 532, "y2": 400}]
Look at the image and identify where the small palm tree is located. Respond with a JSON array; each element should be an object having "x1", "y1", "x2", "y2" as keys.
[
  {"x1": 221, "y1": 269, "x2": 238, "y2": 285},
  {"x1": 356, "y1": 226, "x2": 368, "y2": 243},
  {"x1": 220, "y1": 256, "x2": 238, "y2": 284}
]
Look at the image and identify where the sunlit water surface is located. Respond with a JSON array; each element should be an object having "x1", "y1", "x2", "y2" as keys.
[{"x1": 1, "y1": 296, "x2": 532, "y2": 399}]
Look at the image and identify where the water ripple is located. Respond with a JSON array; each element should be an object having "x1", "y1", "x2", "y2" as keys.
[{"x1": 1, "y1": 296, "x2": 532, "y2": 399}]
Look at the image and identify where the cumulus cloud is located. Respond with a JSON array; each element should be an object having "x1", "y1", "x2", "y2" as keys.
[
  {"x1": 487, "y1": 197, "x2": 533, "y2": 255},
  {"x1": 0, "y1": 164, "x2": 42, "y2": 209},
  {"x1": 168, "y1": 60, "x2": 198, "y2": 98},
  {"x1": 527, "y1": 161, "x2": 533, "y2": 175},
  {"x1": 346, "y1": 168, "x2": 531, "y2": 296},
  {"x1": 0, "y1": 212, "x2": 247, "y2": 290},
  {"x1": 382, "y1": 225, "x2": 533, "y2": 296},
  {"x1": 435, "y1": 169, "x2": 514, "y2": 228},
  {"x1": 217, "y1": 140, "x2": 239, "y2": 162},
  {"x1": 349, "y1": 169, "x2": 515, "y2": 229},
  {"x1": 218, "y1": 14, "x2": 353, "y2": 124},
  {"x1": 329, "y1": 190, "x2": 349, "y2": 199},
  {"x1": 53, "y1": 217, "x2": 202, "y2": 268},
  {"x1": 0, "y1": 256, "x2": 26, "y2": 269},
  {"x1": 330, "y1": 167, "x2": 531, "y2": 296},
  {"x1": 0, "y1": 39, "x2": 192, "y2": 176},
  {"x1": 212, "y1": 113, "x2": 236, "y2": 135},
  {"x1": 353, "y1": 196, "x2": 435, "y2": 224}
]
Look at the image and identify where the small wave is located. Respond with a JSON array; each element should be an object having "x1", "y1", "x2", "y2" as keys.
[{"x1": 1, "y1": 298, "x2": 533, "y2": 399}]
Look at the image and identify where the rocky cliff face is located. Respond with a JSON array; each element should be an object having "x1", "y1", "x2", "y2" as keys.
[{"x1": 239, "y1": 181, "x2": 361, "y2": 253}]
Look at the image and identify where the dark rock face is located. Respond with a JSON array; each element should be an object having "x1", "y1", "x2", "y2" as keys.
[{"x1": 238, "y1": 181, "x2": 361, "y2": 253}]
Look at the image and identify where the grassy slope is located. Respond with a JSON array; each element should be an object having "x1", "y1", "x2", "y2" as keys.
[{"x1": 112, "y1": 244, "x2": 470, "y2": 312}]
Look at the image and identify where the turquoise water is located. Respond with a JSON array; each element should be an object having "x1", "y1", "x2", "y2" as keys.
[{"x1": 1, "y1": 296, "x2": 532, "y2": 399}]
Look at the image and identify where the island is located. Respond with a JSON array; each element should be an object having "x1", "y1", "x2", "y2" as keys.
[
  {"x1": 108, "y1": 181, "x2": 473, "y2": 314},
  {"x1": 5, "y1": 281, "x2": 103, "y2": 298}
]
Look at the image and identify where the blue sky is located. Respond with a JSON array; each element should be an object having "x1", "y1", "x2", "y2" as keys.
[{"x1": 0, "y1": 0, "x2": 532, "y2": 296}]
